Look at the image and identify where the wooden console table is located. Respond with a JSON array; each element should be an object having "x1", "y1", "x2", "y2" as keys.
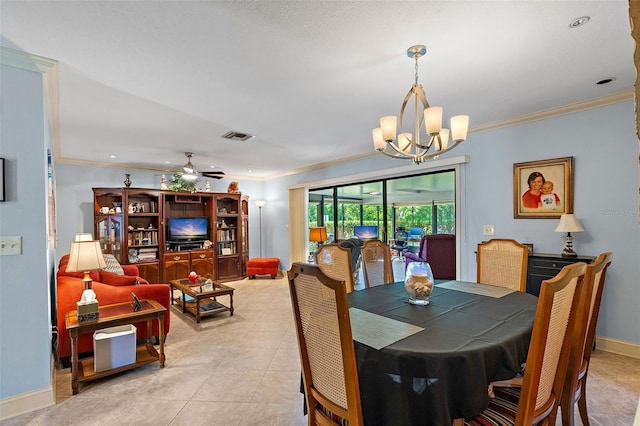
[{"x1": 65, "y1": 299, "x2": 166, "y2": 394}]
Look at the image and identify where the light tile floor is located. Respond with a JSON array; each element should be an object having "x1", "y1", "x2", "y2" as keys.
[{"x1": 4, "y1": 273, "x2": 639, "y2": 425}]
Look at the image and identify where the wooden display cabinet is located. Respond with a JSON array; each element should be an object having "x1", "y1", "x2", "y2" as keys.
[
  {"x1": 124, "y1": 189, "x2": 161, "y2": 282},
  {"x1": 215, "y1": 194, "x2": 243, "y2": 281},
  {"x1": 93, "y1": 188, "x2": 248, "y2": 284}
]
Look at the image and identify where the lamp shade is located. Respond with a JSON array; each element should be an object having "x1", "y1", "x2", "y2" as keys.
[
  {"x1": 74, "y1": 233, "x2": 94, "y2": 242},
  {"x1": 66, "y1": 240, "x2": 106, "y2": 273},
  {"x1": 554, "y1": 214, "x2": 584, "y2": 233},
  {"x1": 255, "y1": 200, "x2": 266, "y2": 208},
  {"x1": 309, "y1": 227, "x2": 328, "y2": 243}
]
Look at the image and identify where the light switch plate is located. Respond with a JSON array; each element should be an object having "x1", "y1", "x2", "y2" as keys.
[
  {"x1": 483, "y1": 225, "x2": 495, "y2": 236},
  {"x1": 0, "y1": 236, "x2": 22, "y2": 255}
]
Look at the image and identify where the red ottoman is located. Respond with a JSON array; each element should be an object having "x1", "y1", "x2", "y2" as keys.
[{"x1": 247, "y1": 257, "x2": 280, "y2": 279}]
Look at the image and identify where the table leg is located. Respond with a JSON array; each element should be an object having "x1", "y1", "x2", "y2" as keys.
[
  {"x1": 70, "y1": 331, "x2": 79, "y2": 395},
  {"x1": 146, "y1": 318, "x2": 152, "y2": 344},
  {"x1": 229, "y1": 292, "x2": 234, "y2": 316},
  {"x1": 195, "y1": 297, "x2": 201, "y2": 323},
  {"x1": 158, "y1": 313, "x2": 165, "y2": 368}
]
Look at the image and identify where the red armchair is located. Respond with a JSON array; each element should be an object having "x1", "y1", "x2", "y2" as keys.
[
  {"x1": 404, "y1": 234, "x2": 456, "y2": 280},
  {"x1": 56, "y1": 254, "x2": 171, "y2": 361}
]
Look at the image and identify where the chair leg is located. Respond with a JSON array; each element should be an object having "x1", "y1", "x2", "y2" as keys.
[{"x1": 577, "y1": 378, "x2": 590, "y2": 426}]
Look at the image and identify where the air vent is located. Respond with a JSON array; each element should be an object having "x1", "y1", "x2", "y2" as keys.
[{"x1": 222, "y1": 131, "x2": 255, "y2": 141}]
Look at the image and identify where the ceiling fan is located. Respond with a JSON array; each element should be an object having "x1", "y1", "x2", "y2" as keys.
[
  {"x1": 181, "y1": 152, "x2": 226, "y2": 180},
  {"x1": 200, "y1": 170, "x2": 226, "y2": 179}
]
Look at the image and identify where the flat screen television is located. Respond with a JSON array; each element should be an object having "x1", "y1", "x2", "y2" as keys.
[
  {"x1": 167, "y1": 217, "x2": 209, "y2": 241},
  {"x1": 354, "y1": 225, "x2": 378, "y2": 241}
]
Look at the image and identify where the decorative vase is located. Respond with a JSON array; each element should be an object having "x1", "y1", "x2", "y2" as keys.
[
  {"x1": 124, "y1": 174, "x2": 131, "y2": 187},
  {"x1": 405, "y1": 262, "x2": 434, "y2": 305}
]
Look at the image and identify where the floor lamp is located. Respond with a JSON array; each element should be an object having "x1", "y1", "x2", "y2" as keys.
[{"x1": 255, "y1": 200, "x2": 266, "y2": 257}]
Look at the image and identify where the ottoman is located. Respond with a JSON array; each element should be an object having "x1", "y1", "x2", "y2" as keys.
[{"x1": 247, "y1": 257, "x2": 280, "y2": 279}]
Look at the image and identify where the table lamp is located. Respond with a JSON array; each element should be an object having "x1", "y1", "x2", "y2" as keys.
[
  {"x1": 554, "y1": 214, "x2": 584, "y2": 257},
  {"x1": 66, "y1": 236, "x2": 106, "y2": 322}
]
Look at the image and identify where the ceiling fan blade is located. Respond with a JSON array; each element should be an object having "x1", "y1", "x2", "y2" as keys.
[{"x1": 201, "y1": 171, "x2": 226, "y2": 179}]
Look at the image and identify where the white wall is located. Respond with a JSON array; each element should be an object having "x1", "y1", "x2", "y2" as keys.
[{"x1": 0, "y1": 64, "x2": 54, "y2": 406}]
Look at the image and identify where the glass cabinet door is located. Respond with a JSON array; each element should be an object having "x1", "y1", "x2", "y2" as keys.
[{"x1": 96, "y1": 215, "x2": 123, "y2": 261}]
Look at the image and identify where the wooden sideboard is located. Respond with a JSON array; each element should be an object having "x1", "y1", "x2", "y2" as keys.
[{"x1": 526, "y1": 253, "x2": 595, "y2": 296}]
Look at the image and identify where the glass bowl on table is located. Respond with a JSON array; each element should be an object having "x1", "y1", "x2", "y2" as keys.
[{"x1": 405, "y1": 262, "x2": 434, "y2": 306}]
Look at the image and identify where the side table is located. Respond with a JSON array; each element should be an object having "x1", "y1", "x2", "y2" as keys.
[{"x1": 65, "y1": 299, "x2": 166, "y2": 394}]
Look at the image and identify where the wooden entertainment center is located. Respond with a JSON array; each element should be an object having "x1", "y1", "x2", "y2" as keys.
[{"x1": 93, "y1": 187, "x2": 249, "y2": 283}]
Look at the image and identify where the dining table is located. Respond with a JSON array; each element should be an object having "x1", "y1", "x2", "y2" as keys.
[{"x1": 347, "y1": 280, "x2": 538, "y2": 426}]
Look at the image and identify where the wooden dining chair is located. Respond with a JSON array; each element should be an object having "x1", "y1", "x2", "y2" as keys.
[
  {"x1": 287, "y1": 262, "x2": 364, "y2": 426},
  {"x1": 560, "y1": 252, "x2": 613, "y2": 426},
  {"x1": 464, "y1": 262, "x2": 586, "y2": 426},
  {"x1": 477, "y1": 238, "x2": 528, "y2": 292},
  {"x1": 315, "y1": 243, "x2": 356, "y2": 293},
  {"x1": 361, "y1": 239, "x2": 393, "y2": 288}
]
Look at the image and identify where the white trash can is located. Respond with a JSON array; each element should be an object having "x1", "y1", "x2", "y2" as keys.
[{"x1": 93, "y1": 324, "x2": 137, "y2": 372}]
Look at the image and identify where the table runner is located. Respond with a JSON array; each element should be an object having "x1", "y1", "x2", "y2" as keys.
[
  {"x1": 349, "y1": 307, "x2": 424, "y2": 350},
  {"x1": 436, "y1": 280, "x2": 515, "y2": 298}
]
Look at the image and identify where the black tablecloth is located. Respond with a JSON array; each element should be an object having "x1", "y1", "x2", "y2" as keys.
[{"x1": 348, "y1": 281, "x2": 537, "y2": 426}]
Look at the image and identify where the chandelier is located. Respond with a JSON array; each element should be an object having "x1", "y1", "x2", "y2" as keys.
[
  {"x1": 182, "y1": 152, "x2": 198, "y2": 182},
  {"x1": 372, "y1": 45, "x2": 469, "y2": 164}
]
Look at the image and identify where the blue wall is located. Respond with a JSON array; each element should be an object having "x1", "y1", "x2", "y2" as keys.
[{"x1": 0, "y1": 64, "x2": 54, "y2": 400}]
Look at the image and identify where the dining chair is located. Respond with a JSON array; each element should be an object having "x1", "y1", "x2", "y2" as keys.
[
  {"x1": 316, "y1": 243, "x2": 356, "y2": 293},
  {"x1": 560, "y1": 252, "x2": 613, "y2": 426},
  {"x1": 477, "y1": 238, "x2": 528, "y2": 292},
  {"x1": 287, "y1": 262, "x2": 364, "y2": 426},
  {"x1": 464, "y1": 261, "x2": 586, "y2": 426},
  {"x1": 361, "y1": 239, "x2": 393, "y2": 288}
]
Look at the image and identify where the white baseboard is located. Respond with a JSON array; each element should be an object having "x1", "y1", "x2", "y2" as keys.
[
  {"x1": 0, "y1": 386, "x2": 54, "y2": 421},
  {"x1": 596, "y1": 335, "x2": 640, "y2": 359}
]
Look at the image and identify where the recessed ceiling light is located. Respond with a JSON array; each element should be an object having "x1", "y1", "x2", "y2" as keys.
[
  {"x1": 109, "y1": 155, "x2": 117, "y2": 159},
  {"x1": 596, "y1": 77, "x2": 616, "y2": 85},
  {"x1": 210, "y1": 165, "x2": 216, "y2": 169},
  {"x1": 569, "y1": 16, "x2": 590, "y2": 29},
  {"x1": 164, "y1": 161, "x2": 171, "y2": 164}
]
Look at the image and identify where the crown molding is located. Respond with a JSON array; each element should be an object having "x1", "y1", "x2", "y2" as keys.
[{"x1": 470, "y1": 90, "x2": 634, "y2": 135}]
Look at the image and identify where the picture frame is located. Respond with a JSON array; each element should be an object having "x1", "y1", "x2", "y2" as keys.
[
  {"x1": 0, "y1": 158, "x2": 5, "y2": 202},
  {"x1": 513, "y1": 156, "x2": 573, "y2": 219},
  {"x1": 221, "y1": 248, "x2": 232, "y2": 255}
]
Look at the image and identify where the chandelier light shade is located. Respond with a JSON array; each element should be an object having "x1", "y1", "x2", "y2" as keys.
[
  {"x1": 554, "y1": 214, "x2": 584, "y2": 257},
  {"x1": 182, "y1": 152, "x2": 198, "y2": 182},
  {"x1": 373, "y1": 45, "x2": 469, "y2": 164}
]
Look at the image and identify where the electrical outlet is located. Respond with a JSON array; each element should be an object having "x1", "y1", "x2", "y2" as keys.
[
  {"x1": 483, "y1": 225, "x2": 495, "y2": 236},
  {"x1": 0, "y1": 236, "x2": 22, "y2": 255}
]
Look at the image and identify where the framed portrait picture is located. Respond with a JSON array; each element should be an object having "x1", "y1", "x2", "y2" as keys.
[{"x1": 513, "y1": 157, "x2": 573, "y2": 219}]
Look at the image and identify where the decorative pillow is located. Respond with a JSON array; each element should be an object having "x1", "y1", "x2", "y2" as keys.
[
  {"x1": 103, "y1": 254, "x2": 125, "y2": 275},
  {"x1": 99, "y1": 270, "x2": 137, "y2": 287}
]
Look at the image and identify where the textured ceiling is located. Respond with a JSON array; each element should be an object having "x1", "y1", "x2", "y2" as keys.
[{"x1": 0, "y1": 1, "x2": 635, "y2": 180}]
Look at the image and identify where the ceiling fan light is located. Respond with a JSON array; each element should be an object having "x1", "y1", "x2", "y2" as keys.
[
  {"x1": 450, "y1": 115, "x2": 469, "y2": 141},
  {"x1": 182, "y1": 172, "x2": 198, "y2": 182}
]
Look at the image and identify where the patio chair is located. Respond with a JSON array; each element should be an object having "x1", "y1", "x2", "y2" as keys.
[{"x1": 287, "y1": 263, "x2": 364, "y2": 426}]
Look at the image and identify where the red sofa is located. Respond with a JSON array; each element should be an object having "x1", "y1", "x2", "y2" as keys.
[
  {"x1": 56, "y1": 254, "x2": 171, "y2": 360},
  {"x1": 404, "y1": 234, "x2": 456, "y2": 280}
]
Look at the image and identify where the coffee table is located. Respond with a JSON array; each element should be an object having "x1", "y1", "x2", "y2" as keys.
[
  {"x1": 170, "y1": 278, "x2": 235, "y2": 323},
  {"x1": 65, "y1": 299, "x2": 166, "y2": 395}
]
